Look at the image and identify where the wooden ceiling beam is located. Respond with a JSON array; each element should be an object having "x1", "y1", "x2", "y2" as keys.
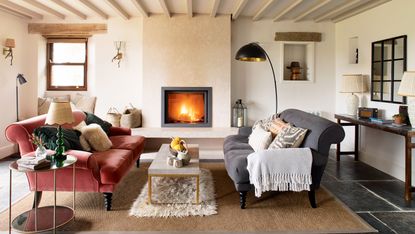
[
  {"x1": 0, "y1": 0, "x2": 42, "y2": 19},
  {"x1": 253, "y1": 0, "x2": 276, "y2": 21},
  {"x1": 0, "y1": 5, "x2": 32, "y2": 19},
  {"x1": 158, "y1": 0, "x2": 170, "y2": 18},
  {"x1": 187, "y1": 0, "x2": 192, "y2": 18},
  {"x1": 106, "y1": 0, "x2": 130, "y2": 20},
  {"x1": 232, "y1": 0, "x2": 248, "y2": 20},
  {"x1": 79, "y1": 0, "x2": 108, "y2": 20},
  {"x1": 50, "y1": 0, "x2": 87, "y2": 20},
  {"x1": 332, "y1": 0, "x2": 391, "y2": 23},
  {"x1": 131, "y1": 0, "x2": 148, "y2": 17},
  {"x1": 28, "y1": 23, "x2": 107, "y2": 35},
  {"x1": 294, "y1": 0, "x2": 331, "y2": 22},
  {"x1": 314, "y1": 0, "x2": 361, "y2": 22},
  {"x1": 24, "y1": 0, "x2": 65, "y2": 19},
  {"x1": 210, "y1": 0, "x2": 221, "y2": 17},
  {"x1": 273, "y1": 0, "x2": 303, "y2": 22}
]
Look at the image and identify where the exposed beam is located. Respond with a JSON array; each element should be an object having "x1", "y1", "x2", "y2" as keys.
[
  {"x1": 253, "y1": 0, "x2": 276, "y2": 21},
  {"x1": 210, "y1": 0, "x2": 221, "y2": 17},
  {"x1": 131, "y1": 0, "x2": 148, "y2": 17},
  {"x1": 294, "y1": 0, "x2": 331, "y2": 22},
  {"x1": 273, "y1": 0, "x2": 303, "y2": 22},
  {"x1": 187, "y1": 0, "x2": 192, "y2": 18},
  {"x1": 0, "y1": 5, "x2": 32, "y2": 19},
  {"x1": 158, "y1": 0, "x2": 170, "y2": 18},
  {"x1": 24, "y1": 0, "x2": 64, "y2": 19},
  {"x1": 232, "y1": 0, "x2": 248, "y2": 20},
  {"x1": 106, "y1": 0, "x2": 130, "y2": 20},
  {"x1": 79, "y1": 0, "x2": 108, "y2": 20},
  {"x1": 28, "y1": 23, "x2": 107, "y2": 35},
  {"x1": 50, "y1": 0, "x2": 87, "y2": 20},
  {"x1": 0, "y1": 0, "x2": 42, "y2": 19},
  {"x1": 314, "y1": 0, "x2": 361, "y2": 22},
  {"x1": 333, "y1": 0, "x2": 391, "y2": 23}
]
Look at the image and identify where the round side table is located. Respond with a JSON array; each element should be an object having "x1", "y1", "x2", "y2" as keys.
[{"x1": 8, "y1": 155, "x2": 77, "y2": 234}]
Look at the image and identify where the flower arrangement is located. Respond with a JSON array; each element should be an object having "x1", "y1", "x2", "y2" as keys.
[{"x1": 29, "y1": 133, "x2": 44, "y2": 148}]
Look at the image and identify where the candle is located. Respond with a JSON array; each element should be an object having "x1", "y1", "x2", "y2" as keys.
[{"x1": 237, "y1": 117, "x2": 243, "y2": 128}]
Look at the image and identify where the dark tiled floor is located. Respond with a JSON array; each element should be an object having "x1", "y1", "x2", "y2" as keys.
[{"x1": 323, "y1": 154, "x2": 415, "y2": 234}]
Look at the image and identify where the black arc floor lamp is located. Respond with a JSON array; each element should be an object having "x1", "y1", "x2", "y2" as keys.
[
  {"x1": 16, "y1": 74, "x2": 27, "y2": 121},
  {"x1": 235, "y1": 42, "x2": 278, "y2": 113}
]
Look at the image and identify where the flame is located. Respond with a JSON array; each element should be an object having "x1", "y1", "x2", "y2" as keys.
[{"x1": 179, "y1": 104, "x2": 198, "y2": 122}]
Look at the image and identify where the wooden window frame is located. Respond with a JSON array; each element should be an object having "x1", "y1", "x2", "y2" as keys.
[{"x1": 47, "y1": 38, "x2": 88, "y2": 91}]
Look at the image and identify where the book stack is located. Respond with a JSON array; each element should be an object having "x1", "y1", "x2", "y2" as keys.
[{"x1": 17, "y1": 157, "x2": 51, "y2": 170}]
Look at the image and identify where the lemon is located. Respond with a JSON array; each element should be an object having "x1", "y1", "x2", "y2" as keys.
[{"x1": 170, "y1": 137, "x2": 181, "y2": 148}]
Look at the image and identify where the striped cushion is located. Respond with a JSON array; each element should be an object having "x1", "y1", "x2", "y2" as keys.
[{"x1": 268, "y1": 125, "x2": 308, "y2": 149}]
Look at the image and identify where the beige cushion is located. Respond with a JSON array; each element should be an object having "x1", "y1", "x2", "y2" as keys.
[
  {"x1": 73, "y1": 121, "x2": 91, "y2": 151},
  {"x1": 82, "y1": 124, "x2": 112, "y2": 152},
  {"x1": 268, "y1": 125, "x2": 308, "y2": 149},
  {"x1": 73, "y1": 93, "x2": 96, "y2": 113},
  {"x1": 44, "y1": 92, "x2": 71, "y2": 102},
  {"x1": 38, "y1": 97, "x2": 51, "y2": 115},
  {"x1": 268, "y1": 118, "x2": 290, "y2": 138},
  {"x1": 248, "y1": 126, "x2": 273, "y2": 152}
]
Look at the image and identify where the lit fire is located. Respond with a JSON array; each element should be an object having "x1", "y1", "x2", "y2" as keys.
[
  {"x1": 179, "y1": 104, "x2": 199, "y2": 122},
  {"x1": 167, "y1": 92, "x2": 205, "y2": 124}
]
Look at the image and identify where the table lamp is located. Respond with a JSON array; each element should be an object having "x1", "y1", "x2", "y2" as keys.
[
  {"x1": 339, "y1": 74, "x2": 367, "y2": 115},
  {"x1": 45, "y1": 101, "x2": 74, "y2": 162},
  {"x1": 398, "y1": 71, "x2": 415, "y2": 126}
]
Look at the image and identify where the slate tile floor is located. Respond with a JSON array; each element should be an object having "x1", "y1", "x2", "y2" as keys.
[
  {"x1": 322, "y1": 154, "x2": 415, "y2": 233},
  {"x1": 1, "y1": 152, "x2": 415, "y2": 233}
]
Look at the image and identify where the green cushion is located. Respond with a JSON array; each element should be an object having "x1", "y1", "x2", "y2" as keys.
[
  {"x1": 34, "y1": 126, "x2": 83, "y2": 151},
  {"x1": 84, "y1": 112, "x2": 112, "y2": 134}
]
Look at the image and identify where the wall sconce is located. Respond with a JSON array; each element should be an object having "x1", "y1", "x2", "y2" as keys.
[
  {"x1": 3, "y1": 38, "x2": 15, "y2": 66},
  {"x1": 112, "y1": 41, "x2": 125, "y2": 68}
]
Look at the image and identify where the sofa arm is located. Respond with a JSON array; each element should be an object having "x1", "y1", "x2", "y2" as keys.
[
  {"x1": 108, "y1": 126, "x2": 131, "y2": 136},
  {"x1": 238, "y1": 127, "x2": 252, "y2": 136}
]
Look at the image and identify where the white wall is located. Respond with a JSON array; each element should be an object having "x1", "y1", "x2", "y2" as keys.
[
  {"x1": 335, "y1": 0, "x2": 415, "y2": 181},
  {"x1": 232, "y1": 19, "x2": 335, "y2": 125},
  {"x1": 0, "y1": 12, "x2": 37, "y2": 159}
]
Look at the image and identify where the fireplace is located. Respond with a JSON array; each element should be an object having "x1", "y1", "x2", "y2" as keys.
[{"x1": 162, "y1": 87, "x2": 212, "y2": 127}]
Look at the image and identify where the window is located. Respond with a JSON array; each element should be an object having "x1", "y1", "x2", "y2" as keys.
[{"x1": 47, "y1": 38, "x2": 88, "y2": 91}]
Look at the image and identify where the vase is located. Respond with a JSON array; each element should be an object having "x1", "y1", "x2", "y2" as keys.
[{"x1": 35, "y1": 146, "x2": 47, "y2": 158}]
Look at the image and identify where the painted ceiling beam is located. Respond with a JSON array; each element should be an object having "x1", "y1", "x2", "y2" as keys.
[
  {"x1": 210, "y1": 0, "x2": 221, "y2": 17},
  {"x1": 131, "y1": 0, "x2": 148, "y2": 18},
  {"x1": 332, "y1": 0, "x2": 391, "y2": 23},
  {"x1": 253, "y1": 0, "x2": 276, "y2": 21},
  {"x1": 187, "y1": 0, "x2": 192, "y2": 18},
  {"x1": 0, "y1": 5, "x2": 32, "y2": 19},
  {"x1": 50, "y1": 0, "x2": 87, "y2": 20},
  {"x1": 0, "y1": 0, "x2": 42, "y2": 19},
  {"x1": 106, "y1": 0, "x2": 130, "y2": 20},
  {"x1": 294, "y1": 0, "x2": 331, "y2": 22},
  {"x1": 24, "y1": 0, "x2": 65, "y2": 19},
  {"x1": 158, "y1": 0, "x2": 170, "y2": 18},
  {"x1": 79, "y1": 0, "x2": 108, "y2": 20},
  {"x1": 273, "y1": 0, "x2": 303, "y2": 22},
  {"x1": 314, "y1": 0, "x2": 361, "y2": 22},
  {"x1": 232, "y1": 0, "x2": 248, "y2": 20}
]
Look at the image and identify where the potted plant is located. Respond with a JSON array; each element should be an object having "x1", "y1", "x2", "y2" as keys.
[{"x1": 393, "y1": 114, "x2": 405, "y2": 125}]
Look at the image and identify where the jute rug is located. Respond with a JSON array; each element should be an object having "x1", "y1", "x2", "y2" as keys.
[
  {"x1": 129, "y1": 168, "x2": 217, "y2": 217},
  {"x1": 0, "y1": 163, "x2": 376, "y2": 233}
]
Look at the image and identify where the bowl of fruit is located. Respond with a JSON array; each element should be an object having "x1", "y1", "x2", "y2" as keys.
[{"x1": 169, "y1": 137, "x2": 187, "y2": 156}]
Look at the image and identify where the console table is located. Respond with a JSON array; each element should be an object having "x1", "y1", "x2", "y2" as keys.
[{"x1": 335, "y1": 114, "x2": 415, "y2": 202}]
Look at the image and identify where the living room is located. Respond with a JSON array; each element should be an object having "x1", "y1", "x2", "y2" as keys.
[{"x1": 0, "y1": 0, "x2": 414, "y2": 233}]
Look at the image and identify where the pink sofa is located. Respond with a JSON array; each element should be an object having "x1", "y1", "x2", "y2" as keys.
[{"x1": 5, "y1": 110, "x2": 145, "y2": 211}]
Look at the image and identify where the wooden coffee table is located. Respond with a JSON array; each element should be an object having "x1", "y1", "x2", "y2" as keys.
[{"x1": 148, "y1": 144, "x2": 200, "y2": 204}]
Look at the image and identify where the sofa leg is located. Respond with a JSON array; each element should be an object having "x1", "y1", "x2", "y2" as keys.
[
  {"x1": 103, "y1": 193, "x2": 113, "y2": 211},
  {"x1": 32, "y1": 191, "x2": 42, "y2": 209},
  {"x1": 308, "y1": 189, "x2": 317, "y2": 208},
  {"x1": 239, "y1": 191, "x2": 247, "y2": 209},
  {"x1": 136, "y1": 159, "x2": 140, "y2": 168}
]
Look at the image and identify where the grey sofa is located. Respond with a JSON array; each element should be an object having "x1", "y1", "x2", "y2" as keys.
[{"x1": 223, "y1": 109, "x2": 345, "y2": 209}]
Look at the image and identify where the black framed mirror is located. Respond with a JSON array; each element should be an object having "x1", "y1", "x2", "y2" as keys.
[{"x1": 371, "y1": 35, "x2": 407, "y2": 104}]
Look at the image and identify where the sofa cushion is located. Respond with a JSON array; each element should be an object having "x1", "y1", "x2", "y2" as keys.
[
  {"x1": 224, "y1": 135, "x2": 252, "y2": 154},
  {"x1": 110, "y1": 135, "x2": 145, "y2": 160},
  {"x1": 84, "y1": 112, "x2": 112, "y2": 134},
  {"x1": 82, "y1": 124, "x2": 112, "y2": 152},
  {"x1": 224, "y1": 148, "x2": 254, "y2": 184},
  {"x1": 93, "y1": 149, "x2": 133, "y2": 184},
  {"x1": 248, "y1": 126, "x2": 272, "y2": 152}
]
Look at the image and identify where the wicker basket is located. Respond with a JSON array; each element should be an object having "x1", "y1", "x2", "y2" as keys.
[
  {"x1": 120, "y1": 104, "x2": 142, "y2": 128},
  {"x1": 105, "y1": 107, "x2": 121, "y2": 127}
]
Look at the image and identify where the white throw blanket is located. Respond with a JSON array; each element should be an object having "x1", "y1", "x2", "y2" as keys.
[{"x1": 247, "y1": 148, "x2": 313, "y2": 197}]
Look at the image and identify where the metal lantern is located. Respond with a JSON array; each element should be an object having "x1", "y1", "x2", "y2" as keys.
[{"x1": 232, "y1": 99, "x2": 247, "y2": 128}]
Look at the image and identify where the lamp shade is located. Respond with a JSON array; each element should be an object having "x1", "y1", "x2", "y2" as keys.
[
  {"x1": 5, "y1": 38, "x2": 15, "y2": 48},
  {"x1": 16, "y1": 74, "x2": 27, "y2": 85},
  {"x1": 235, "y1": 43, "x2": 266, "y2": 62},
  {"x1": 339, "y1": 74, "x2": 368, "y2": 93},
  {"x1": 45, "y1": 101, "x2": 74, "y2": 125},
  {"x1": 398, "y1": 71, "x2": 415, "y2": 97}
]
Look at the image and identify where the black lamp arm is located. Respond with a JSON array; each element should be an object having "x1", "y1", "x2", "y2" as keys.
[{"x1": 257, "y1": 44, "x2": 278, "y2": 113}]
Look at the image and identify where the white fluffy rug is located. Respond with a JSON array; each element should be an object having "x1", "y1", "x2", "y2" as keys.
[{"x1": 129, "y1": 169, "x2": 217, "y2": 218}]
